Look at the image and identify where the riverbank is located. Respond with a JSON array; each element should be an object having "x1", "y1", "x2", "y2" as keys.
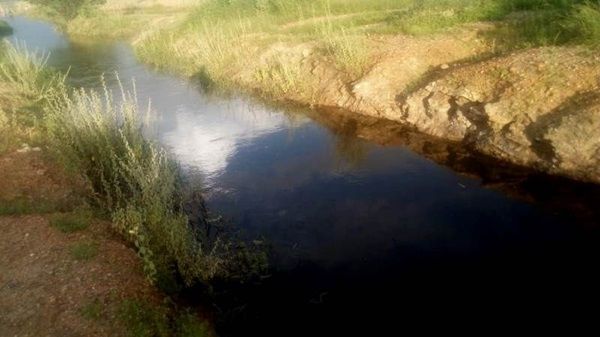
[
  {"x1": 0, "y1": 28, "x2": 218, "y2": 336},
  {"x1": 138, "y1": 0, "x2": 600, "y2": 184},
  {"x1": 22, "y1": 0, "x2": 600, "y2": 183},
  {"x1": 0, "y1": 140, "x2": 213, "y2": 337}
]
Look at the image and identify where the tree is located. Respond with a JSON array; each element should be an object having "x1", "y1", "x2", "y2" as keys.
[{"x1": 28, "y1": 0, "x2": 106, "y2": 20}]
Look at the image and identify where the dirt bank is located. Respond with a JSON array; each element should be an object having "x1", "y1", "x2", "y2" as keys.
[
  {"x1": 229, "y1": 36, "x2": 600, "y2": 183},
  {"x1": 0, "y1": 150, "x2": 161, "y2": 336},
  {"x1": 0, "y1": 149, "x2": 214, "y2": 337}
]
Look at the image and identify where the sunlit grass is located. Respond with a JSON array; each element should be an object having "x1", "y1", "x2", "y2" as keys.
[{"x1": 134, "y1": 0, "x2": 600, "y2": 98}]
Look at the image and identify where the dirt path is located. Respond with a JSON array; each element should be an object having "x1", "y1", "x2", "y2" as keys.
[{"x1": 0, "y1": 149, "x2": 164, "y2": 337}]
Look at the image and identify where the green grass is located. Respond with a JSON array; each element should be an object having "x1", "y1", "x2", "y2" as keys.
[
  {"x1": 70, "y1": 241, "x2": 99, "y2": 260},
  {"x1": 0, "y1": 198, "x2": 60, "y2": 216},
  {"x1": 565, "y1": 2, "x2": 600, "y2": 46},
  {"x1": 134, "y1": 0, "x2": 600, "y2": 99},
  {"x1": 118, "y1": 299, "x2": 170, "y2": 337},
  {"x1": 0, "y1": 42, "x2": 68, "y2": 126},
  {"x1": 118, "y1": 299, "x2": 210, "y2": 337},
  {"x1": 50, "y1": 210, "x2": 92, "y2": 233}
]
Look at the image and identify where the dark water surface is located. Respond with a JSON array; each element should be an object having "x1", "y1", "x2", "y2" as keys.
[{"x1": 6, "y1": 15, "x2": 600, "y2": 335}]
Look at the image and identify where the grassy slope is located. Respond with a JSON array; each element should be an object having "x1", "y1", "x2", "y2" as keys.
[
  {"x1": 129, "y1": 0, "x2": 600, "y2": 93},
  {"x1": 25, "y1": 0, "x2": 600, "y2": 87}
]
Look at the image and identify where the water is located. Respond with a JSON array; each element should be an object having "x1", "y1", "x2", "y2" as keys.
[{"x1": 5, "y1": 15, "x2": 600, "y2": 335}]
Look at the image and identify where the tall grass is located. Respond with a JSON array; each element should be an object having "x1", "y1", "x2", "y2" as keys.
[
  {"x1": 0, "y1": 43, "x2": 67, "y2": 116},
  {"x1": 0, "y1": 42, "x2": 65, "y2": 153},
  {"x1": 1, "y1": 42, "x2": 265, "y2": 289},
  {"x1": 44, "y1": 77, "x2": 253, "y2": 288}
]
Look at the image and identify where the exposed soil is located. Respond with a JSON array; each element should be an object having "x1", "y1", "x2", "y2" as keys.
[
  {"x1": 0, "y1": 149, "x2": 164, "y2": 337},
  {"x1": 232, "y1": 31, "x2": 600, "y2": 183}
]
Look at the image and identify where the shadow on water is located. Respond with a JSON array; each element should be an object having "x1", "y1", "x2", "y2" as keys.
[{"x1": 5, "y1": 14, "x2": 600, "y2": 336}]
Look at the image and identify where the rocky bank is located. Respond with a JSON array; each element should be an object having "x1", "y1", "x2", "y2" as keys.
[{"x1": 230, "y1": 29, "x2": 600, "y2": 183}]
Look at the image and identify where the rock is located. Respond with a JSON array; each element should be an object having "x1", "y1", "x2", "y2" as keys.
[{"x1": 398, "y1": 47, "x2": 600, "y2": 183}]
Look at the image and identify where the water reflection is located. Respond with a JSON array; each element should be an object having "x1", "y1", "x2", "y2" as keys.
[{"x1": 160, "y1": 101, "x2": 297, "y2": 184}]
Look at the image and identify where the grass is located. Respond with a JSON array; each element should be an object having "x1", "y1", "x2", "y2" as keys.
[
  {"x1": 566, "y1": 1, "x2": 600, "y2": 46},
  {"x1": 30, "y1": 0, "x2": 600, "y2": 101},
  {"x1": 70, "y1": 241, "x2": 99, "y2": 260},
  {"x1": 0, "y1": 22, "x2": 254, "y2": 337},
  {"x1": 118, "y1": 299, "x2": 210, "y2": 337},
  {"x1": 131, "y1": 0, "x2": 600, "y2": 100},
  {"x1": 44, "y1": 78, "x2": 232, "y2": 287},
  {"x1": 81, "y1": 297, "x2": 210, "y2": 336},
  {"x1": 0, "y1": 198, "x2": 60, "y2": 216},
  {"x1": 0, "y1": 42, "x2": 67, "y2": 125},
  {"x1": 2, "y1": 38, "x2": 266, "y2": 291},
  {"x1": 50, "y1": 210, "x2": 92, "y2": 233}
]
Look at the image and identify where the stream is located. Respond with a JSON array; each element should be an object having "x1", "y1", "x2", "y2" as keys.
[{"x1": 5, "y1": 15, "x2": 600, "y2": 335}]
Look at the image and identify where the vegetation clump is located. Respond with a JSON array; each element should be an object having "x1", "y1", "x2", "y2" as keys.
[{"x1": 0, "y1": 42, "x2": 267, "y2": 292}]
